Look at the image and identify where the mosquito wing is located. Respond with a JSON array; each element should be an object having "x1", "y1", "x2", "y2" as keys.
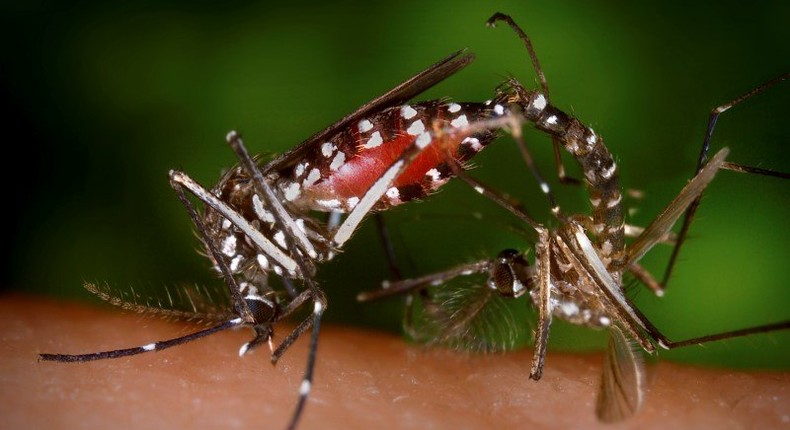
[
  {"x1": 596, "y1": 324, "x2": 646, "y2": 422},
  {"x1": 408, "y1": 276, "x2": 525, "y2": 353},
  {"x1": 262, "y1": 50, "x2": 476, "y2": 174},
  {"x1": 626, "y1": 147, "x2": 729, "y2": 266}
]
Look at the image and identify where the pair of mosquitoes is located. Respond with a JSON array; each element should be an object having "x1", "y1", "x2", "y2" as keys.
[{"x1": 41, "y1": 13, "x2": 788, "y2": 428}]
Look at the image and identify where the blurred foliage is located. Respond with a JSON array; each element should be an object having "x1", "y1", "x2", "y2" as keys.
[{"x1": 2, "y1": 0, "x2": 788, "y2": 369}]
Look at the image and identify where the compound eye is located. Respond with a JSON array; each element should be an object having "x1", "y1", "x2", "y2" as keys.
[
  {"x1": 244, "y1": 295, "x2": 277, "y2": 324},
  {"x1": 488, "y1": 249, "x2": 533, "y2": 298},
  {"x1": 488, "y1": 259, "x2": 516, "y2": 296}
]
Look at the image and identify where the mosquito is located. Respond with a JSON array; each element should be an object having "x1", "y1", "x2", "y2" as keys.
[
  {"x1": 359, "y1": 13, "x2": 789, "y2": 422},
  {"x1": 37, "y1": 34, "x2": 535, "y2": 428}
]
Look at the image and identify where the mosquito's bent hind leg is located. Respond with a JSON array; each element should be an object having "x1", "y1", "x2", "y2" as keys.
[
  {"x1": 662, "y1": 73, "x2": 789, "y2": 288},
  {"x1": 169, "y1": 171, "x2": 252, "y2": 321}
]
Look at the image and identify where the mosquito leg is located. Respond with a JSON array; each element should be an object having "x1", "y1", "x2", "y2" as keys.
[
  {"x1": 487, "y1": 12, "x2": 581, "y2": 186},
  {"x1": 225, "y1": 131, "x2": 330, "y2": 430},
  {"x1": 529, "y1": 227, "x2": 552, "y2": 380},
  {"x1": 40, "y1": 319, "x2": 243, "y2": 362},
  {"x1": 662, "y1": 72, "x2": 789, "y2": 288},
  {"x1": 371, "y1": 212, "x2": 431, "y2": 337},
  {"x1": 168, "y1": 172, "x2": 251, "y2": 321},
  {"x1": 444, "y1": 157, "x2": 543, "y2": 232},
  {"x1": 225, "y1": 131, "x2": 318, "y2": 277},
  {"x1": 169, "y1": 171, "x2": 299, "y2": 276},
  {"x1": 656, "y1": 320, "x2": 790, "y2": 350},
  {"x1": 357, "y1": 260, "x2": 491, "y2": 302},
  {"x1": 281, "y1": 277, "x2": 298, "y2": 299},
  {"x1": 332, "y1": 124, "x2": 446, "y2": 247},
  {"x1": 506, "y1": 117, "x2": 562, "y2": 216},
  {"x1": 628, "y1": 263, "x2": 664, "y2": 297},
  {"x1": 285, "y1": 299, "x2": 325, "y2": 430},
  {"x1": 626, "y1": 148, "x2": 730, "y2": 268},
  {"x1": 374, "y1": 214, "x2": 403, "y2": 281}
]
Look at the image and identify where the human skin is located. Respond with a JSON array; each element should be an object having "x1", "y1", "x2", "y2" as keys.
[{"x1": 2, "y1": 294, "x2": 787, "y2": 430}]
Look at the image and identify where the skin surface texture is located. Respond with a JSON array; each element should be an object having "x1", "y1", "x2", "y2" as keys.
[{"x1": 2, "y1": 294, "x2": 788, "y2": 429}]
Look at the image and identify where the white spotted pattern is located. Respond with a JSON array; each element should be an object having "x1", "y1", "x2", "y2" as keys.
[
  {"x1": 316, "y1": 199, "x2": 341, "y2": 210},
  {"x1": 601, "y1": 240, "x2": 613, "y2": 256},
  {"x1": 400, "y1": 105, "x2": 417, "y2": 120},
  {"x1": 221, "y1": 235, "x2": 237, "y2": 257},
  {"x1": 358, "y1": 119, "x2": 373, "y2": 133},
  {"x1": 407, "y1": 119, "x2": 425, "y2": 136},
  {"x1": 601, "y1": 162, "x2": 617, "y2": 179},
  {"x1": 462, "y1": 136, "x2": 483, "y2": 151},
  {"x1": 230, "y1": 255, "x2": 244, "y2": 271},
  {"x1": 586, "y1": 129, "x2": 597, "y2": 148},
  {"x1": 533, "y1": 94, "x2": 547, "y2": 111},
  {"x1": 321, "y1": 142, "x2": 335, "y2": 158},
  {"x1": 363, "y1": 131, "x2": 383, "y2": 149},
  {"x1": 606, "y1": 194, "x2": 622, "y2": 208},
  {"x1": 257, "y1": 254, "x2": 270, "y2": 270},
  {"x1": 447, "y1": 103, "x2": 461, "y2": 113},
  {"x1": 252, "y1": 194, "x2": 275, "y2": 224},
  {"x1": 284, "y1": 182, "x2": 301, "y2": 201},
  {"x1": 330, "y1": 151, "x2": 346, "y2": 171},
  {"x1": 294, "y1": 162, "x2": 306, "y2": 178},
  {"x1": 386, "y1": 187, "x2": 400, "y2": 199},
  {"x1": 416, "y1": 131, "x2": 432, "y2": 148},
  {"x1": 450, "y1": 114, "x2": 469, "y2": 129},
  {"x1": 303, "y1": 168, "x2": 322, "y2": 187},
  {"x1": 273, "y1": 231, "x2": 287, "y2": 249}
]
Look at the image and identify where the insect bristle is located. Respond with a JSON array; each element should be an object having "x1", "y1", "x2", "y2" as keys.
[{"x1": 84, "y1": 282, "x2": 235, "y2": 324}]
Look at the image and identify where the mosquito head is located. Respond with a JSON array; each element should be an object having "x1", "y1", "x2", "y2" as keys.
[
  {"x1": 487, "y1": 249, "x2": 535, "y2": 298},
  {"x1": 244, "y1": 292, "x2": 279, "y2": 325}
]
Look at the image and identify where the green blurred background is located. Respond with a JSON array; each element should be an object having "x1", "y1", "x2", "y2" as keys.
[{"x1": 3, "y1": 1, "x2": 788, "y2": 369}]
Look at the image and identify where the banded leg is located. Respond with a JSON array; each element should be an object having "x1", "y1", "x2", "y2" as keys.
[
  {"x1": 222, "y1": 131, "x2": 328, "y2": 430},
  {"x1": 39, "y1": 319, "x2": 243, "y2": 362},
  {"x1": 487, "y1": 12, "x2": 581, "y2": 186},
  {"x1": 662, "y1": 72, "x2": 789, "y2": 288}
]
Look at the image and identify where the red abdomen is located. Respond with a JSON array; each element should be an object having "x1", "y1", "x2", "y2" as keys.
[{"x1": 277, "y1": 100, "x2": 505, "y2": 212}]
